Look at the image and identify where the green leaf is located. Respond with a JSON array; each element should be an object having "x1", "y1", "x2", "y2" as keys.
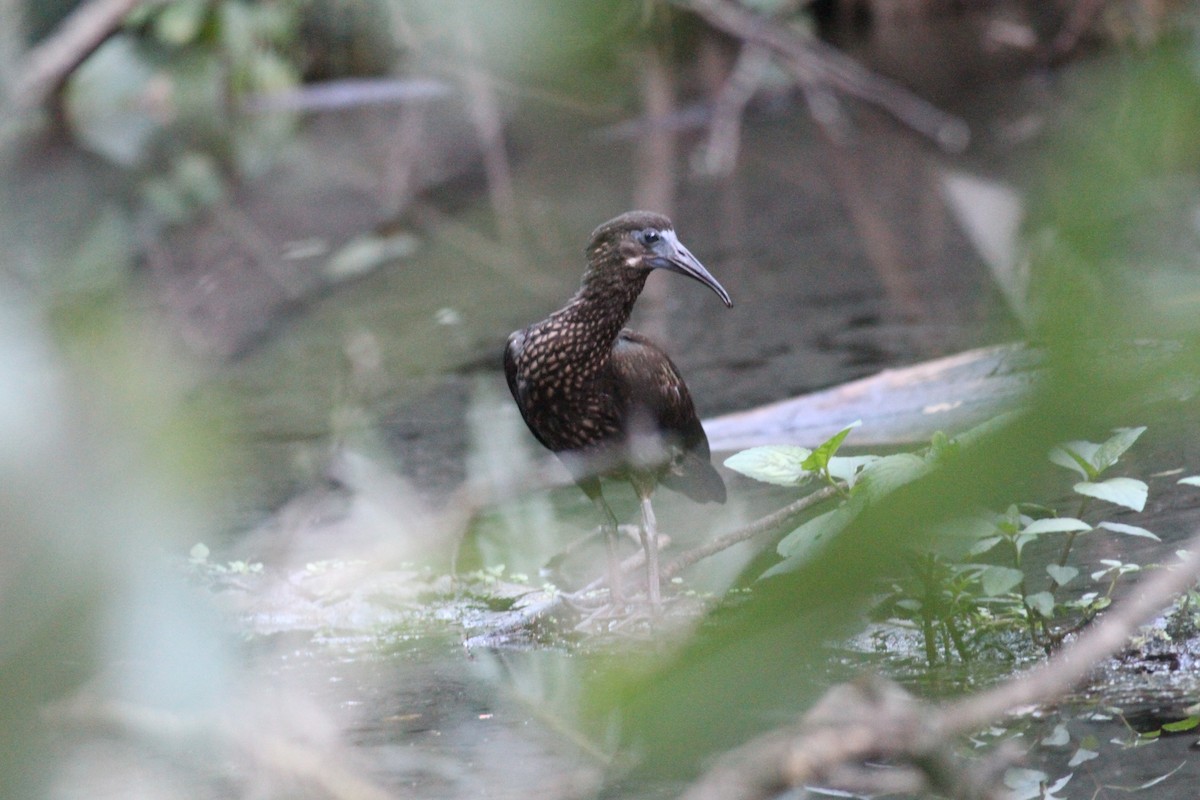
[
  {"x1": 1027, "y1": 591, "x2": 1056, "y2": 617},
  {"x1": 1046, "y1": 564, "x2": 1079, "y2": 585},
  {"x1": 1004, "y1": 767, "x2": 1049, "y2": 800},
  {"x1": 1042, "y1": 724, "x2": 1070, "y2": 746},
  {"x1": 928, "y1": 430, "x2": 953, "y2": 460},
  {"x1": 1073, "y1": 477, "x2": 1148, "y2": 511},
  {"x1": 855, "y1": 452, "x2": 933, "y2": 498},
  {"x1": 1023, "y1": 517, "x2": 1091, "y2": 535},
  {"x1": 1049, "y1": 427, "x2": 1145, "y2": 480},
  {"x1": 825, "y1": 455, "x2": 878, "y2": 489},
  {"x1": 934, "y1": 513, "x2": 1002, "y2": 560},
  {"x1": 1097, "y1": 521, "x2": 1160, "y2": 540},
  {"x1": 980, "y1": 566, "x2": 1025, "y2": 596},
  {"x1": 1013, "y1": 533, "x2": 1038, "y2": 558},
  {"x1": 1161, "y1": 716, "x2": 1200, "y2": 733},
  {"x1": 1091, "y1": 427, "x2": 1147, "y2": 474},
  {"x1": 218, "y1": 0, "x2": 257, "y2": 60},
  {"x1": 1049, "y1": 442, "x2": 1098, "y2": 479},
  {"x1": 724, "y1": 445, "x2": 812, "y2": 486},
  {"x1": 995, "y1": 504, "x2": 1025, "y2": 534},
  {"x1": 1068, "y1": 748, "x2": 1099, "y2": 766},
  {"x1": 800, "y1": 420, "x2": 861, "y2": 472}
]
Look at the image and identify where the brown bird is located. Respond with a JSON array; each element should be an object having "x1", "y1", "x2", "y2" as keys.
[{"x1": 503, "y1": 211, "x2": 732, "y2": 611}]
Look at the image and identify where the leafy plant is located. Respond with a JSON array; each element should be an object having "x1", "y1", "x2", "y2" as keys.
[{"x1": 726, "y1": 422, "x2": 1167, "y2": 665}]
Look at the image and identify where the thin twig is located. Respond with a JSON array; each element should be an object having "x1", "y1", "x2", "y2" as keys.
[
  {"x1": 695, "y1": 41, "x2": 773, "y2": 176},
  {"x1": 662, "y1": 484, "x2": 839, "y2": 580}
]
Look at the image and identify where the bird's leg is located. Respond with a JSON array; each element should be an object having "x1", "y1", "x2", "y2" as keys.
[
  {"x1": 636, "y1": 487, "x2": 662, "y2": 614},
  {"x1": 584, "y1": 484, "x2": 625, "y2": 607}
]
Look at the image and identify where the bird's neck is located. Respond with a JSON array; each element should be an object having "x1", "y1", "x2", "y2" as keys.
[{"x1": 559, "y1": 265, "x2": 649, "y2": 351}]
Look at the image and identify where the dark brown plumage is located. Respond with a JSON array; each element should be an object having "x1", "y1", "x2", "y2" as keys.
[{"x1": 504, "y1": 211, "x2": 732, "y2": 610}]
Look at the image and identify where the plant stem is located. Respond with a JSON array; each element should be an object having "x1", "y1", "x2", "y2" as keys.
[
  {"x1": 923, "y1": 613, "x2": 938, "y2": 666},
  {"x1": 1057, "y1": 498, "x2": 1091, "y2": 568},
  {"x1": 946, "y1": 618, "x2": 971, "y2": 663}
]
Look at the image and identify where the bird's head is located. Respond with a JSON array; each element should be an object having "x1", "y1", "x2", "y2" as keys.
[{"x1": 585, "y1": 211, "x2": 733, "y2": 307}]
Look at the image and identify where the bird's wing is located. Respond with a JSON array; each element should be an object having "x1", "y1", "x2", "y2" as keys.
[
  {"x1": 611, "y1": 330, "x2": 725, "y2": 502},
  {"x1": 610, "y1": 330, "x2": 708, "y2": 454},
  {"x1": 503, "y1": 329, "x2": 525, "y2": 406},
  {"x1": 504, "y1": 328, "x2": 553, "y2": 451}
]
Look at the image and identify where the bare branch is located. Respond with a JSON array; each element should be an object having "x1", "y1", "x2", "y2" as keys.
[
  {"x1": 694, "y1": 42, "x2": 772, "y2": 177},
  {"x1": 678, "y1": 0, "x2": 969, "y2": 152},
  {"x1": 661, "y1": 484, "x2": 838, "y2": 580},
  {"x1": 14, "y1": 0, "x2": 165, "y2": 111}
]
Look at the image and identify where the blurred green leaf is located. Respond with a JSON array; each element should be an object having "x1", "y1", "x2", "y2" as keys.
[
  {"x1": 771, "y1": 453, "x2": 931, "y2": 571},
  {"x1": 980, "y1": 565, "x2": 1024, "y2": 596},
  {"x1": 1026, "y1": 591, "x2": 1056, "y2": 618},
  {"x1": 153, "y1": 0, "x2": 212, "y2": 46},
  {"x1": 65, "y1": 35, "x2": 163, "y2": 167},
  {"x1": 1046, "y1": 564, "x2": 1079, "y2": 586},
  {"x1": 969, "y1": 535, "x2": 1003, "y2": 556}
]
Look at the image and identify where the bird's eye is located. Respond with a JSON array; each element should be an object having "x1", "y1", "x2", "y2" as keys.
[{"x1": 638, "y1": 229, "x2": 661, "y2": 246}]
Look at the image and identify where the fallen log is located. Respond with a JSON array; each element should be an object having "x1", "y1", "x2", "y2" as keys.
[{"x1": 703, "y1": 343, "x2": 1039, "y2": 451}]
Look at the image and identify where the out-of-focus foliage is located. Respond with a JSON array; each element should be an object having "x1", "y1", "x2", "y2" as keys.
[
  {"x1": 0, "y1": 279, "x2": 237, "y2": 798},
  {"x1": 67, "y1": 0, "x2": 301, "y2": 177}
]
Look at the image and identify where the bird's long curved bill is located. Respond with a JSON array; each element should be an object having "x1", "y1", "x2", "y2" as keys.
[{"x1": 652, "y1": 230, "x2": 733, "y2": 307}]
